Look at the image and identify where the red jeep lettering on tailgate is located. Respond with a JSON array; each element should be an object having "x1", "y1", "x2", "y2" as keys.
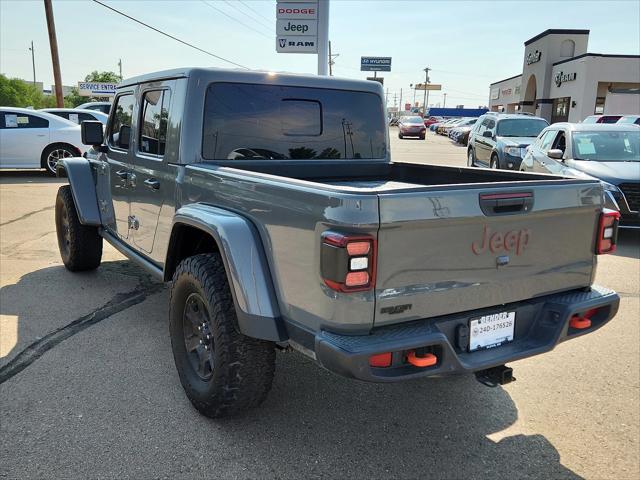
[{"x1": 472, "y1": 225, "x2": 531, "y2": 255}]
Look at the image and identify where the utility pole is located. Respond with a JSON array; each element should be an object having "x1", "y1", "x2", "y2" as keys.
[
  {"x1": 28, "y1": 41, "x2": 36, "y2": 87},
  {"x1": 443, "y1": 93, "x2": 447, "y2": 108},
  {"x1": 117, "y1": 58, "x2": 123, "y2": 80},
  {"x1": 44, "y1": 0, "x2": 64, "y2": 107},
  {"x1": 328, "y1": 42, "x2": 339, "y2": 76},
  {"x1": 423, "y1": 67, "x2": 431, "y2": 115},
  {"x1": 393, "y1": 93, "x2": 397, "y2": 109}
]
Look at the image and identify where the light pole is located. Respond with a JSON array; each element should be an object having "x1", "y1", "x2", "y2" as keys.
[
  {"x1": 28, "y1": 41, "x2": 36, "y2": 87},
  {"x1": 423, "y1": 67, "x2": 431, "y2": 115},
  {"x1": 410, "y1": 84, "x2": 416, "y2": 107},
  {"x1": 443, "y1": 93, "x2": 447, "y2": 108}
]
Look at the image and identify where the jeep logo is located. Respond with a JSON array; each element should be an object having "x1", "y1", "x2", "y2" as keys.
[{"x1": 471, "y1": 225, "x2": 531, "y2": 256}]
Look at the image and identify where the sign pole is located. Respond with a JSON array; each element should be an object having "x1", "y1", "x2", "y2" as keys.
[{"x1": 317, "y1": 0, "x2": 329, "y2": 75}]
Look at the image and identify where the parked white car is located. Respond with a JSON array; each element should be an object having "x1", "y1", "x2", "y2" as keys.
[
  {"x1": 0, "y1": 107, "x2": 88, "y2": 176},
  {"x1": 76, "y1": 101, "x2": 111, "y2": 115},
  {"x1": 41, "y1": 108, "x2": 109, "y2": 125}
]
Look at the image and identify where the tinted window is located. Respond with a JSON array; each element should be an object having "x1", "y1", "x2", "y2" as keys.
[
  {"x1": 140, "y1": 90, "x2": 171, "y2": 156},
  {"x1": 402, "y1": 116, "x2": 424, "y2": 124},
  {"x1": 109, "y1": 94, "x2": 135, "y2": 149},
  {"x1": 202, "y1": 83, "x2": 386, "y2": 160},
  {"x1": 572, "y1": 131, "x2": 640, "y2": 162},
  {"x1": 1, "y1": 112, "x2": 48, "y2": 129},
  {"x1": 496, "y1": 118, "x2": 548, "y2": 137}
]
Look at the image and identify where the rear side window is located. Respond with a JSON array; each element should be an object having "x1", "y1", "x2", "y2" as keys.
[
  {"x1": 202, "y1": 83, "x2": 386, "y2": 160},
  {"x1": 108, "y1": 94, "x2": 135, "y2": 149},
  {"x1": 140, "y1": 89, "x2": 171, "y2": 156},
  {"x1": 1, "y1": 112, "x2": 48, "y2": 129}
]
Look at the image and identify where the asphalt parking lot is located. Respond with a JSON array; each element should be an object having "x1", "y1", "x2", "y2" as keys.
[{"x1": 1, "y1": 132, "x2": 639, "y2": 479}]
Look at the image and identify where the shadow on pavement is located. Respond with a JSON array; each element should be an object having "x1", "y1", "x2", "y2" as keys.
[
  {"x1": 614, "y1": 229, "x2": 640, "y2": 259},
  {"x1": 0, "y1": 171, "x2": 64, "y2": 184}
]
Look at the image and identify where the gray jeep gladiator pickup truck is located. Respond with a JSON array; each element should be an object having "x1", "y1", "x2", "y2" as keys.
[{"x1": 55, "y1": 68, "x2": 620, "y2": 418}]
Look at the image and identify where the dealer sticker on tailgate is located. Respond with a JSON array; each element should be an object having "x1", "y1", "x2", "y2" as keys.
[{"x1": 469, "y1": 311, "x2": 515, "y2": 352}]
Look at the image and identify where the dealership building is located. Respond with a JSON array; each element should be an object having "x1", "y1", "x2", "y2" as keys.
[{"x1": 489, "y1": 29, "x2": 640, "y2": 123}]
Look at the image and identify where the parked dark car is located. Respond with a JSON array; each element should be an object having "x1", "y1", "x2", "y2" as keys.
[
  {"x1": 467, "y1": 113, "x2": 549, "y2": 169},
  {"x1": 583, "y1": 115, "x2": 623, "y2": 124},
  {"x1": 398, "y1": 115, "x2": 426, "y2": 139},
  {"x1": 521, "y1": 123, "x2": 640, "y2": 228}
]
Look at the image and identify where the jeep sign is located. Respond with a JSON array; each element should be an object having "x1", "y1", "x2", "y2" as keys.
[{"x1": 276, "y1": 19, "x2": 317, "y2": 36}]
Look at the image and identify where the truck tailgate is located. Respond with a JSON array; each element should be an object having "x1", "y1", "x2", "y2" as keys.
[{"x1": 375, "y1": 181, "x2": 602, "y2": 327}]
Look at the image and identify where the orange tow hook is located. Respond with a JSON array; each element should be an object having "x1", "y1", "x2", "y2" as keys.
[
  {"x1": 569, "y1": 315, "x2": 591, "y2": 330},
  {"x1": 407, "y1": 350, "x2": 437, "y2": 368}
]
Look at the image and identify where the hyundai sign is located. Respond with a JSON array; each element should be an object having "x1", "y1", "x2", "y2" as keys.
[{"x1": 360, "y1": 57, "x2": 392, "y2": 72}]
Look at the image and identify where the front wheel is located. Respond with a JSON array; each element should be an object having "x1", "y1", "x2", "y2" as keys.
[
  {"x1": 169, "y1": 253, "x2": 276, "y2": 418},
  {"x1": 490, "y1": 155, "x2": 499, "y2": 169},
  {"x1": 467, "y1": 149, "x2": 476, "y2": 167},
  {"x1": 55, "y1": 186, "x2": 103, "y2": 271}
]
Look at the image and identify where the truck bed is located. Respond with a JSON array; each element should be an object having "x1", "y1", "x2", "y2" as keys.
[{"x1": 210, "y1": 161, "x2": 580, "y2": 193}]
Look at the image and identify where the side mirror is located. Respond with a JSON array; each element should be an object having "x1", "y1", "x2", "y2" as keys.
[
  {"x1": 482, "y1": 130, "x2": 493, "y2": 138},
  {"x1": 547, "y1": 149, "x2": 564, "y2": 160},
  {"x1": 118, "y1": 125, "x2": 131, "y2": 149},
  {"x1": 81, "y1": 120, "x2": 104, "y2": 146}
]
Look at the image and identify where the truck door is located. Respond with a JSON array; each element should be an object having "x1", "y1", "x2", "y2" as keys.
[
  {"x1": 105, "y1": 91, "x2": 136, "y2": 239},
  {"x1": 129, "y1": 83, "x2": 174, "y2": 254}
]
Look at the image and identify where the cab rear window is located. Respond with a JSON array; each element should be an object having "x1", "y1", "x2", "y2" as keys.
[{"x1": 202, "y1": 83, "x2": 386, "y2": 160}]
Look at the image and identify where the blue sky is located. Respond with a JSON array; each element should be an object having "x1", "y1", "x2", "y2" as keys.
[{"x1": 1, "y1": 0, "x2": 639, "y2": 107}]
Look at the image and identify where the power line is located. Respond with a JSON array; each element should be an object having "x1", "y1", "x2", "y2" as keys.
[
  {"x1": 200, "y1": 1, "x2": 273, "y2": 40},
  {"x1": 224, "y1": 0, "x2": 274, "y2": 32},
  {"x1": 238, "y1": 0, "x2": 273, "y2": 24},
  {"x1": 91, "y1": 0, "x2": 249, "y2": 69}
]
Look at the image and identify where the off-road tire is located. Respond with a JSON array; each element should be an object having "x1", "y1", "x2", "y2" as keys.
[
  {"x1": 55, "y1": 185, "x2": 103, "y2": 271},
  {"x1": 169, "y1": 253, "x2": 276, "y2": 418}
]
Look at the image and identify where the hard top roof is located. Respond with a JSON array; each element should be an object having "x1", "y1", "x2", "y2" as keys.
[{"x1": 118, "y1": 67, "x2": 384, "y2": 95}]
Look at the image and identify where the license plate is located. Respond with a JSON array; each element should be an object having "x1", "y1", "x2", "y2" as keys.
[{"x1": 469, "y1": 311, "x2": 515, "y2": 352}]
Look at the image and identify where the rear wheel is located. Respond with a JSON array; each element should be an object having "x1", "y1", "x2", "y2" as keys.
[
  {"x1": 169, "y1": 253, "x2": 276, "y2": 418},
  {"x1": 42, "y1": 144, "x2": 76, "y2": 176},
  {"x1": 55, "y1": 185, "x2": 103, "y2": 271}
]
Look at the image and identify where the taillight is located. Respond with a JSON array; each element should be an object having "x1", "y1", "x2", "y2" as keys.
[
  {"x1": 321, "y1": 232, "x2": 376, "y2": 292},
  {"x1": 596, "y1": 209, "x2": 620, "y2": 254}
]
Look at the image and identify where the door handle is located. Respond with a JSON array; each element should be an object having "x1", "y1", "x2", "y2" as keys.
[
  {"x1": 115, "y1": 170, "x2": 128, "y2": 180},
  {"x1": 144, "y1": 178, "x2": 160, "y2": 190}
]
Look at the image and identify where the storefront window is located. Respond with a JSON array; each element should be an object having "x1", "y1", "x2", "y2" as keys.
[{"x1": 552, "y1": 97, "x2": 570, "y2": 123}]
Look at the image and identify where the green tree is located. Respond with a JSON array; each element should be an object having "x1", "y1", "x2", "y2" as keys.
[
  {"x1": 0, "y1": 74, "x2": 57, "y2": 108},
  {"x1": 64, "y1": 70, "x2": 121, "y2": 107}
]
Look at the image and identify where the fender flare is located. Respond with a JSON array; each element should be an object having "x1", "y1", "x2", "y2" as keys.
[
  {"x1": 60, "y1": 157, "x2": 102, "y2": 226},
  {"x1": 168, "y1": 204, "x2": 287, "y2": 342}
]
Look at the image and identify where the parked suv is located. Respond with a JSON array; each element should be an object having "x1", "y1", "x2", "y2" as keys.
[{"x1": 467, "y1": 113, "x2": 549, "y2": 169}]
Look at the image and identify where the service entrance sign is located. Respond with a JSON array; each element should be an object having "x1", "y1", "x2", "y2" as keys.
[
  {"x1": 77, "y1": 82, "x2": 117, "y2": 97},
  {"x1": 361, "y1": 57, "x2": 392, "y2": 72}
]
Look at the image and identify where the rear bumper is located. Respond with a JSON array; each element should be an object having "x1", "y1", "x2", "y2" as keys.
[{"x1": 314, "y1": 285, "x2": 619, "y2": 382}]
